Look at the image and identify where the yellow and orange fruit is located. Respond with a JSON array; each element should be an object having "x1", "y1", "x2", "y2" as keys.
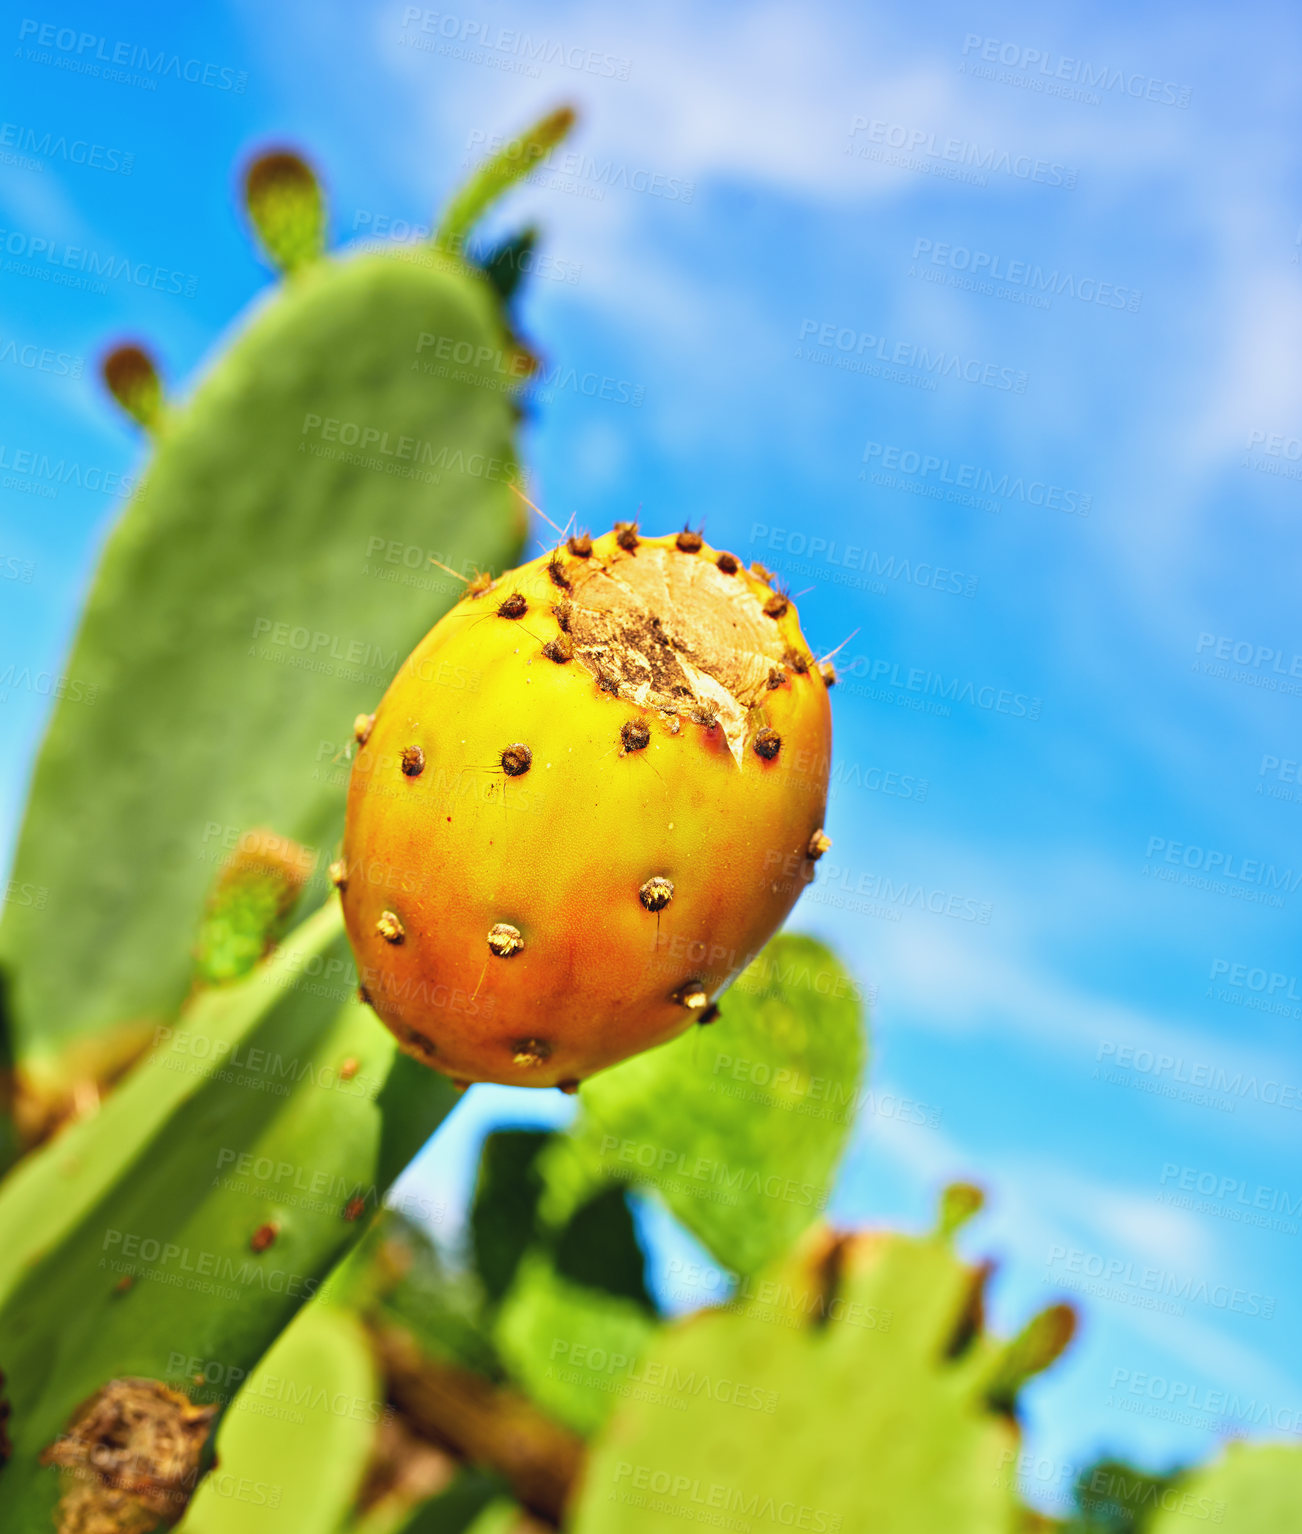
[{"x1": 338, "y1": 526, "x2": 833, "y2": 1088}]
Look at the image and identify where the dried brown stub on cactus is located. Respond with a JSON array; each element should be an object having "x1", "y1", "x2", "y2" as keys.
[{"x1": 340, "y1": 527, "x2": 832, "y2": 1088}]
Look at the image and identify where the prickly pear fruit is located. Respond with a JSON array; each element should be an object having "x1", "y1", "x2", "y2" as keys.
[{"x1": 339, "y1": 528, "x2": 833, "y2": 1088}]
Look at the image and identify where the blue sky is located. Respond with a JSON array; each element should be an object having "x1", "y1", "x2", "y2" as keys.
[{"x1": 2, "y1": 0, "x2": 1300, "y2": 1510}]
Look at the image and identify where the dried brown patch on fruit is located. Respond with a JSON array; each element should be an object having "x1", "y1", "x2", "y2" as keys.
[
  {"x1": 552, "y1": 599, "x2": 573, "y2": 632},
  {"x1": 546, "y1": 550, "x2": 572, "y2": 589},
  {"x1": 41, "y1": 1378, "x2": 217, "y2": 1533},
  {"x1": 401, "y1": 745, "x2": 425, "y2": 777},
  {"x1": 638, "y1": 876, "x2": 674, "y2": 911},
  {"x1": 543, "y1": 635, "x2": 573, "y2": 663},
  {"x1": 376, "y1": 910, "x2": 405, "y2": 944},
  {"x1": 501, "y1": 743, "x2": 532, "y2": 777},
  {"x1": 487, "y1": 922, "x2": 525, "y2": 958},
  {"x1": 512, "y1": 1037, "x2": 551, "y2": 1068},
  {"x1": 753, "y1": 727, "x2": 782, "y2": 760},
  {"x1": 785, "y1": 647, "x2": 809, "y2": 675}
]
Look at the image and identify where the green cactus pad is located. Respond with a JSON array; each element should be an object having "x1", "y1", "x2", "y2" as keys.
[
  {"x1": 0, "y1": 112, "x2": 573, "y2": 1113},
  {"x1": 539, "y1": 934, "x2": 866, "y2": 1276},
  {"x1": 0, "y1": 901, "x2": 458, "y2": 1527},
  {"x1": 1144, "y1": 1442, "x2": 1302, "y2": 1533},
  {"x1": 572, "y1": 1212, "x2": 1069, "y2": 1534}
]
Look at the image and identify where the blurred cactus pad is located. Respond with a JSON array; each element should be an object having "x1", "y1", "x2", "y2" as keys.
[{"x1": 0, "y1": 108, "x2": 574, "y2": 1128}]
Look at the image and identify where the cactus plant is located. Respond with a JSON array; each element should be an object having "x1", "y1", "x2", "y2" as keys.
[
  {"x1": 0, "y1": 901, "x2": 458, "y2": 1528},
  {"x1": 339, "y1": 530, "x2": 835, "y2": 1089},
  {"x1": 0, "y1": 109, "x2": 573, "y2": 1137},
  {"x1": 1143, "y1": 1442, "x2": 1302, "y2": 1533},
  {"x1": 570, "y1": 1191, "x2": 1075, "y2": 1534}
]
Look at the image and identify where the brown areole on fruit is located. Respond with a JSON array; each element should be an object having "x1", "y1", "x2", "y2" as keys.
[{"x1": 339, "y1": 528, "x2": 832, "y2": 1088}]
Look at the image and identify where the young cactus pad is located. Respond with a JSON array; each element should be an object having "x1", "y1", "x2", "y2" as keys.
[{"x1": 339, "y1": 529, "x2": 834, "y2": 1088}]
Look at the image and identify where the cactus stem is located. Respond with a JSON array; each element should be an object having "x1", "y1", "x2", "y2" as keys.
[
  {"x1": 501, "y1": 743, "x2": 532, "y2": 777},
  {"x1": 767, "y1": 667, "x2": 786, "y2": 690},
  {"x1": 376, "y1": 910, "x2": 405, "y2": 944},
  {"x1": 401, "y1": 745, "x2": 426, "y2": 777},
  {"x1": 638, "y1": 876, "x2": 674, "y2": 912},
  {"x1": 487, "y1": 922, "x2": 525, "y2": 958}
]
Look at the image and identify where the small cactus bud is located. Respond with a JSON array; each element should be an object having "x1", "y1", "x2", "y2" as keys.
[
  {"x1": 354, "y1": 713, "x2": 375, "y2": 746},
  {"x1": 567, "y1": 532, "x2": 593, "y2": 558},
  {"x1": 328, "y1": 858, "x2": 347, "y2": 890},
  {"x1": 808, "y1": 829, "x2": 832, "y2": 860},
  {"x1": 376, "y1": 910, "x2": 405, "y2": 944},
  {"x1": 819, "y1": 661, "x2": 837, "y2": 687},
  {"x1": 487, "y1": 922, "x2": 524, "y2": 957},
  {"x1": 615, "y1": 520, "x2": 640, "y2": 551},
  {"x1": 546, "y1": 550, "x2": 572, "y2": 589},
  {"x1": 244, "y1": 150, "x2": 325, "y2": 274},
  {"x1": 764, "y1": 592, "x2": 789, "y2": 619},
  {"x1": 716, "y1": 551, "x2": 739, "y2": 574},
  {"x1": 400, "y1": 745, "x2": 425, "y2": 777},
  {"x1": 102, "y1": 344, "x2": 164, "y2": 432},
  {"x1": 498, "y1": 592, "x2": 528, "y2": 619},
  {"x1": 676, "y1": 529, "x2": 703, "y2": 553}
]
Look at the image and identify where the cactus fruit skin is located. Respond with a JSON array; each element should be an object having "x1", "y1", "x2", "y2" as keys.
[{"x1": 339, "y1": 530, "x2": 833, "y2": 1088}]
